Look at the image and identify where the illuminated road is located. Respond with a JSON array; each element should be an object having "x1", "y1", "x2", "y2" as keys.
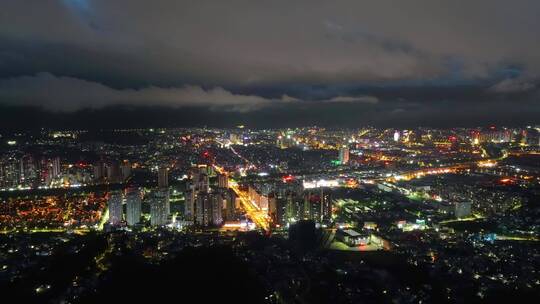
[
  {"x1": 229, "y1": 181, "x2": 270, "y2": 231},
  {"x1": 97, "y1": 206, "x2": 109, "y2": 231},
  {"x1": 0, "y1": 228, "x2": 90, "y2": 234},
  {"x1": 213, "y1": 165, "x2": 270, "y2": 231},
  {"x1": 229, "y1": 145, "x2": 256, "y2": 169},
  {"x1": 387, "y1": 165, "x2": 467, "y2": 182},
  {"x1": 386, "y1": 156, "x2": 508, "y2": 182}
]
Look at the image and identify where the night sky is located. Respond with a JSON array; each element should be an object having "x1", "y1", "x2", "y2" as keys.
[{"x1": 1, "y1": 1, "x2": 539, "y2": 129}]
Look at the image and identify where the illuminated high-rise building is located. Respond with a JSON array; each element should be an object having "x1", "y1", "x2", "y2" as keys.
[
  {"x1": 303, "y1": 192, "x2": 318, "y2": 220},
  {"x1": 248, "y1": 186, "x2": 269, "y2": 211},
  {"x1": 18, "y1": 158, "x2": 25, "y2": 184},
  {"x1": 321, "y1": 188, "x2": 333, "y2": 223},
  {"x1": 524, "y1": 127, "x2": 540, "y2": 146},
  {"x1": 393, "y1": 131, "x2": 400, "y2": 142},
  {"x1": 158, "y1": 166, "x2": 169, "y2": 188},
  {"x1": 18, "y1": 155, "x2": 38, "y2": 186},
  {"x1": 211, "y1": 193, "x2": 223, "y2": 226},
  {"x1": 184, "y1": 189, "x2": 196, "y2": 221},
  {"x1": 195, "y1": 192, "x2": 223, "y2": 226},
  {"x1": 224, "y1": 189, "x2": 237, "y2": 221},
  {"x1": 126, "y1": 188, "x2": 141, "y2": 226},
  {"x1": 285, "y1": 192, "x2": 304, "y2": 223},
  {"x1": 150, "y1": 189, "x2": 170, "y2": 226},
  {"x1": 338, "y1": 147, "x2": 349, "y2": 165},
  {"x1": 0, "y1": 159, "x2": 19, "y2": 188},
  {"x1": 191, "y1": 166, "x2": 209, "y2": 192},
  {"x1": 195, "y1": 193, "x2": 211, "y2": 226},
  {"x1": 52, "y1": 157, "x2": 61, "y2": 178},
  {"x1": 218, "y1": 173, "x2": 229, "y2": 188},
  {"x1": 108, "y1": 191, "x2": 123, "y2": 226},
  {"x1": 268, "y1": 194, "x2": 287, "y2": 227},
  {"x1": 474, "y1": 127, "x2": 513, "y2": 144}
]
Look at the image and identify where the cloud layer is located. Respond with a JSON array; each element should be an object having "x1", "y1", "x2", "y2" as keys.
[
  {"x1": 2, "y1": 1, "x2": 540, "y2": 86},
  {"x1": 326, "y1": 96, "x2": 379, "y2": 104},
  {"x1": 0, "y1": 73, "x2": 386, "y2": 112},
  {"x1": 0, "y1": 73, "x2": 281, "y2": 111},
  {"x1": 488, "y1": 78, "x2": 536, "y2": 94},
  {"x1": 0, "y1": 1, "x2": 540, "y2": 126}
]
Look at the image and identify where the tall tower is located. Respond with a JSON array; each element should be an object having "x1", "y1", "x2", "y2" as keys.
[
  {"x1": 18, "y1": 158, "x2": 25, "y2": 184},
  {"x1": 108, "y1": 191, "x2": 123, "y2": 226},
  {"x1": 126, "y1": 188, "x2": 141, "y2": 226},
  {"x1": 195, "y1": 193, "x2": 211, "y2": 226},
  {"x1": 321, "y1": 188, "x2": 333, "y2": 223},
  {"x1": 158, "y1": 166, "x2": 169, "y2": 188},
  {"x1": 211, "y1": 193, "x2": 223, "y2": 226},
  {"x1": 52, "y1": 157, "x2": 61, "y2": 178},
  {"x1": 194, "y1": 192, "x2": 223, "y2": 226},
  {"x1": 275, "y1": 197, "x2": 287, "y2": 226},
  {"x1": 197, "y1": 172, "x2": 209, "y2": 192},
  {"x1": 224, "y1": 189, "x2": 237, "y2": 221},
  {"x1": 150, "y1": 189, "x2": 169, "y2": 226},
  {"x1": 218, "y1": 173, "x2": 229, "y2": 189},
  {"x1": 184, "y1": 189, "x2": 196, "y2": 221},
  {"x1": 338, "y1": 147, "x2": 349, "y2": 165}
]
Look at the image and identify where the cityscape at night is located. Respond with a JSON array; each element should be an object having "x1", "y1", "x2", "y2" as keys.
[
  {"x1": 1, "y1": 126, "x2": 539, "y2": 302},
  {"x1": 1, "y1": 1, "x2": 540, "y2": 303}
]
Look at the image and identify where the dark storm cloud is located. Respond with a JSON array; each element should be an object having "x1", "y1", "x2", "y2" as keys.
[
  {"x1": 0, "y1": 72, "x2": 288, "y2": 112},
  {"x1": 0, "y1": 0, "x2": 539, "y2": 127}
]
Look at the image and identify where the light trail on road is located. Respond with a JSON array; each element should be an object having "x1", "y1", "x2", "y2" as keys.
[
  {"x1": 213, "y1": 165, "x2": 270, "y2": 231},
  {"x1": 229, "y1": 181, "x2": 270, "y2": 231},
  {"x1": 385, "y1": 155, "x2": 509, "y2": 183}
]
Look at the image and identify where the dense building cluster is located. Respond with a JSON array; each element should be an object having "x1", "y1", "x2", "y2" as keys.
[{"x1": 1, "y1": 126, "x2": 539, "y2": 302}]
